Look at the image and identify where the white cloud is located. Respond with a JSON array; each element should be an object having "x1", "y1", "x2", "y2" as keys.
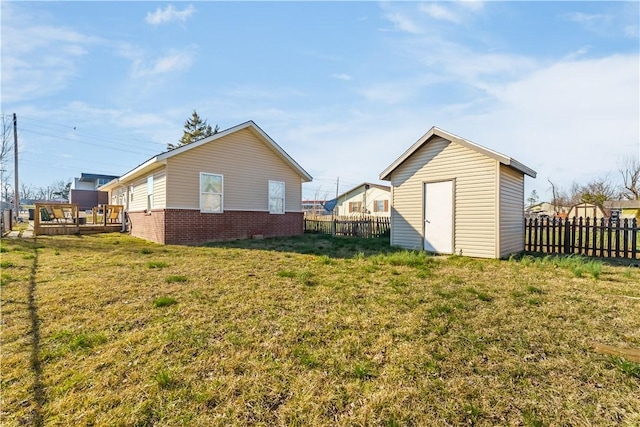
[
  {"x1": 460, "y1": 1, "x2": 484, "y2": 12},
  {"x1": 418, "y1": 3, "x2": 461, "y2": 24},
  {"x1": 442, "y1": 54, "x2": 639, "y2": 199},
  {"x1": 624, "y1": 25, "x2": 639, "y2": 38},
  {"x1": 131, "y1": 50, "x2": 195, "y2": 78},
  {"x1": 331, "y1": 73, "x2": 352, "y2": 81},
  {"x1": 1, "y1": 5, "x2": 98, "y2": 103},
  {"x1": 385, "y1": 12, "x2": 422, "y2": 34},
  {"x1": 564, "y1": 12, "x2": 613, "y2": 33},
  {"x1": 145, "y1": 4, "x2": 195, "y2": 26}
]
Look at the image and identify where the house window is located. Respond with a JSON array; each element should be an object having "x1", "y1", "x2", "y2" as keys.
[
  {"x1": 147, "y1": 176, "x2": 154, "y2": 211},
  {"x1": 129, "y1": 186, "x2": 134, "y2": 202},
  {"x1": 200, "y1": 173, "x2": 223, "y2": 213},
  {"x1": 374, "y1": 200, "x2": 389, "y2": 212},
  {"x1": 349, "y1": 201, "x2": 362, "y2": 213},
  {"x1": 269, "y1": 180, "x2": 285, "y2": 214}
]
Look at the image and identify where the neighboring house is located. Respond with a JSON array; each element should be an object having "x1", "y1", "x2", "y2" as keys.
[
  {"x1": 379, "y1": 126, "x2": 536, "y2": 259},
  {"x1": 525, "y1": 202, "x2": 570, "y2": 218},
  {"x1": 70, "y1": 173, "x2": 118, "y2": 210},
  {"x1": 334, "y1": 182, "x2": 391, "y2": 217},
  {"x1": 100, "y1": 121, "x2": 312, "y2": 245},
  {"x1": 567, "y1": 203, "x2": 606, "y2": 219},
  {"x1": 603, "y1": 200, "x2": 640, "y2": 220},
  {"x1": 302, "y1": 200, "x2": 331, "y2": 217},
  {"x1": 71, "y1": 173, "x2": 120, "y2": 190}
]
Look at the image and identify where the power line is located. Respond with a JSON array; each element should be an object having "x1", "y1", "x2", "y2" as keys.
[
  {"x1": 17, "y1": 115, "x2": 167, "y2": 148},
  {"x1": 19, "y1": 127, "x2": 158, "y2": 157}
]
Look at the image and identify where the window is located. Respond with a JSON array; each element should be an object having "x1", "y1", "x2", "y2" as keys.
[
  {"x1": 374, "y1": 200, "x2": 389, "y2": 212},
  {"x1": 129, "y1": 186, "x2": 134, "y2": 202},
  {"x1": 147, "y1": 176, "x2": 154, "y2": 211},
  {"x1": 200, "y1": 173, "x2": 223, "y2": 213},
  {"x1": 349, "y1": 201, "x2": 362, "y2": 213},
  {"x1": 269, "y1": 180, "x2": 285, "y2": 214}
]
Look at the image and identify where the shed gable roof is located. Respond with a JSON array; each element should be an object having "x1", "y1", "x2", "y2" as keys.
[
  {"x1": 379, "y1": 126, "x2": 536, "y2": 181},
  {"x1": 102, "y1": 121, "x2": 312, "y2": 189}
]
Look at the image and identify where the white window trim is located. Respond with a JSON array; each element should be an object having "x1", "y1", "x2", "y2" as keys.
[
  {"x1": 147, "y1": 175, "x2": 154, "y2": 211},
  {"x1": 200, "y1": 172, "x2": 224, "y2": 213},
  {"x1": 269, "y1": 180, "x2": 285, "y2": 214}
]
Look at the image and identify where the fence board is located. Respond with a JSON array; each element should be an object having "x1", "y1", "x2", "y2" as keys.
[
  {"x1": 525, "y1": 217, "x2": 639, "y2": 260},
  {"x1": 304, "y1": 216, "x2": 390, "y2": 238}
]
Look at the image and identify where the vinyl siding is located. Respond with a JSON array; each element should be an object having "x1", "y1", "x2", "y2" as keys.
[
  {"x1": 499, "y1": 164, "x2": 525, "y2": 258},
  {"x1": 336, "y1": 186, "x2": 391, "y2": 217},
  {"x1": 389, "y1": 137, "x2": 498, "y2": 258},
  {"x1": 166, "y1": 128, "x2": 302, "y2": 212},
  {"x1": 127, "y1": 167, "x2": 166, "y2": 211}
]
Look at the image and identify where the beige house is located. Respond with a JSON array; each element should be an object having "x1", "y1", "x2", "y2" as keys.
[
  {"x1": 380, "y1": 126, "x2": 536, "y2": 259},
  {"x1": 567, "y1": 203, "x2": 606, "y2": 219},
  {"x1": 335, "y1": 182, "x2": 391, "y2": 217},
  {"x1": 101, "y1": 121, "x2": 312, "y2": 245},
  {"x1": 603, "y1": 200, "x2": 640, "y2": 220}
]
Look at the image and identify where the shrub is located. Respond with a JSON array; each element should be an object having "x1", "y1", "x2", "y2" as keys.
[
  {"x1": 147, "y1": 261, "x2": 168, "y2": 269},
  {"x1": 165, "y1": 275, "x2": 188, "y2": 283},
  {"x1": 153, "y1": 296, "x2": 177, "y2": 307}
]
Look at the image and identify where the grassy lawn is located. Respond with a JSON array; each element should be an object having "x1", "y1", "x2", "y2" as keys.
[{"x1": 1, "y1": 233, "x2": 639, "y2": 426}]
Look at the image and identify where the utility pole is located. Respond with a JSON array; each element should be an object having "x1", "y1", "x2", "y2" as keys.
[{"x1": 13, "y1": 113, "x2": 19, "y2": 219}]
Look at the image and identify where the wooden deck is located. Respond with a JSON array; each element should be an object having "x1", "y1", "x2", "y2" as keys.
[{"x1": 33, "y1": 203, "x2": 125, "y2": 236}]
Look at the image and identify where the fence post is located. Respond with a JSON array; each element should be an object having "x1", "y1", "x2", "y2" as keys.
[
  {"x1": 577, "y1": 217, "x2": 583, "y2": 256},
  {"x1": 623, "y1": 218, "x2": 629, "y2": 259},
  {"x1": 632, "y1": 219, "x2": 638, "y2": 260},
  {"x1": 584, "y1": 217, "x2": 591, "y2": 257},
  {"x1": 563, "y1": 218, "x2": 571, "y2": 254}
]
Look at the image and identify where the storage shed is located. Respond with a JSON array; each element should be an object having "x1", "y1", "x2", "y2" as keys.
[{"x1": 379, "y1": 127, "x2": 537, "y2": 259}]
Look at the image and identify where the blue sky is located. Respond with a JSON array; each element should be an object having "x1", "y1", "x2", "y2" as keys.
[{"x1": 1, "y1": 1, "x2": 638, "y2": 202}]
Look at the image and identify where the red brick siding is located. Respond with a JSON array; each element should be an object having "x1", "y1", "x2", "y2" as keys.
[
  {"x1": 128, "y1": 210, "x2": 166, "y2": 244},
  {"x1": 128, "y1": 209, "x2": 303, "y2": 245}
]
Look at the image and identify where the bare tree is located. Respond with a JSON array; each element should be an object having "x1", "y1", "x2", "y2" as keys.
[
  {"x1": 51, "y1": 179, "x2": 71, "y2": 200},
  {"x1": 0, "y1": 114, "x2": 12, "y2": 166},
  {"x1": 526, "y1": 190, "x2": 539, "y2": 207},
  {"x1": 20, "y1": 183, "x2": 35, "y2": 200},
  {"x1": 618, "y1": 156, "x2": 640, "y2": 200},
  {"x1": 0, "y1": 115, "x2": 13, "y2": 206},
  {"x1": 577, "y1": 176, "x2": 618, "y2": 207},
  {"x1": 547, "y1": 179, "x2": 571, "y2": 212},
  {"x1": 35, "y1": 186, "x2": 55, "y2": 201}
]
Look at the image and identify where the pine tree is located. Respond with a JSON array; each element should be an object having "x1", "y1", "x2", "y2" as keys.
[{"x1": 167, "y1": 110, "x2": 219, "y2": 150}]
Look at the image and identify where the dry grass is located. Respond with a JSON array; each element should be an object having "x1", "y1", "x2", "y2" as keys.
[{"x1": 1, "y1": 233, "x2": 639, "y2": 426}]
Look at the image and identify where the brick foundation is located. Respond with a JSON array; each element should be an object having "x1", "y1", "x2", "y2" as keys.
[
  {"x1": 128, "y1": 209, "x2": 303, "y2": 245},
  {"x1": 128, "y1": 210, "x2": 166, "y2": 244}
]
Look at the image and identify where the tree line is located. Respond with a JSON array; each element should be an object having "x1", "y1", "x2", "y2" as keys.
[{"x1": 527, "y1": 157, "x2": 640, "y2": 208}]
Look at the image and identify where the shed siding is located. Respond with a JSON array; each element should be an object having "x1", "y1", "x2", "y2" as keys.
[
  {"x1": 390, "y1": 137, "x2": 498, "y2": 258},
  {"x1": 166, "y1": 128, "x2": 302, "y2": 212},
  {"x1": 499, "y1": 165, "x2": 525, "y2": 258}
]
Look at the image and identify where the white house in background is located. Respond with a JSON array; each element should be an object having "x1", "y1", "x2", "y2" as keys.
[
  {"x1": 380, "y1": 126, "x2": 536, "y2": 259},
  {"x1": 334, "y1": 182, "x2": 391, "y2": 217}
]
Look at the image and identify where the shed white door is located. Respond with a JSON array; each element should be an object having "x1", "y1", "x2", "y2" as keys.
[{"x1": 424, "y1": 180, "x2": 454, "y2": 254}]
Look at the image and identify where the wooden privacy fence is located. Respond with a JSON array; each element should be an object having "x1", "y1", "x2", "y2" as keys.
[
  {"x1": 304, "y1": 216, "x2": 391, "y2": 238},
  {"x1": 525, "y1": 217, "x2": 639, "y2": 260}
]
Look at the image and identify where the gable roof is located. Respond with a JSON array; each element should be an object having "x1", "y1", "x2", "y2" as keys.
[
  {"x1": 379, "y1": 126, "x2": 536, "y2": 181},
  {"x1": 603, "y1": 200, "x2": 640, "y2": 209},
  {"x1": 338, "y1": 182, "x2": 390, "y2": 200},
  {"x1": 101, "y1": 121, "x2": 312, "y2": 190}
]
